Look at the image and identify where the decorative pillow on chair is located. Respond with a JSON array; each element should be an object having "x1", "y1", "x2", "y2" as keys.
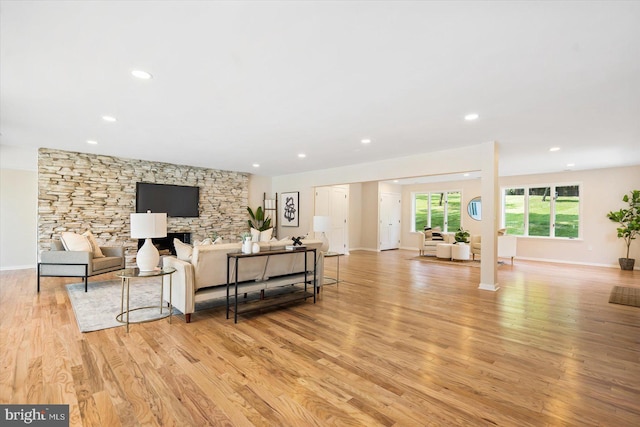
[
  {"x1": 173, "y1": 238, "x2": 193, "y2": 261},
  {"x1": 82, "y1": 230, "x2": 105, "y2": 258},
  {"x1": 423, "y1": 228, "x2": 433, "y2": 240},
  {"x1": 60, "y1": 232, "x2": 93, "y2": 253}
]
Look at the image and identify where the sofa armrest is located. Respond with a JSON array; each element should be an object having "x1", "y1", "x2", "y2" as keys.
[
  {"x1": 39, "y1": 250, "x2": 92, "y2": 278},
  {"x1": 100, "y1": 246, "x2": 124, "y2": 258},
  {"x1": 40, "y1": 250, "x2": 92, "y2": 265},
  {"x1": 163, "y1": 256, "x2": 196, "y2": 318}
]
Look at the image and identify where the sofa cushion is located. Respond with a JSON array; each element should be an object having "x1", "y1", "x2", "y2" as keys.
[
  {"x1": 83, "y1": 230, "x2": 105, "y2": 258},
  {"x1": 60, "y1": 232, "x2": 93, "y2": 253},
  {"x1": 174, "y1": 238, "x2": 193, "y2": 261},
  {"x1": 92, "y1": 256, "x2": 124, "y2": 271}
]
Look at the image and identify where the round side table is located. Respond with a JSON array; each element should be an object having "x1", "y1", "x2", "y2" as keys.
[{"x1": 115, "y1": 267, "x2": 176, "y2": 333}]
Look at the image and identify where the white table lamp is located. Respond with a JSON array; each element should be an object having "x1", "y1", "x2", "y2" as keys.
[
  {"x1": 130, "y1": 211, "x2": 167, "y2": 271},
  {"x1": 313, "y1": 215, "x2": 331, "y2": 252}
]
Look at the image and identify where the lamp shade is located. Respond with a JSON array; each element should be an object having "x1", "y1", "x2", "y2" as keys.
[
  {"x1": 130, "y1": 212, "x2": 167, "y2": 238},
  {"x1": 313, "y1": 216, "x2": 331, "y2": 232}
]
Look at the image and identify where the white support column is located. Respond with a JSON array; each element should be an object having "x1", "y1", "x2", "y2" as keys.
[{"x1": 479, "y1": 141, "x2": 499, "y2": 291}]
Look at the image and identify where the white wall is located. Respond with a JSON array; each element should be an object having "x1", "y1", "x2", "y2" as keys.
[
  {"x1": 0, "y1": 169, "x2": 38, "y2": 269},
  {"x1": 0, "y1": 145, "x2": 38, "y2": 269},
  {"x1": 348, "y1": 183, "x2": 363, "y2": 250},
  {"x1": 248, "y1": 174, "x2": 272, "y2": 212}
]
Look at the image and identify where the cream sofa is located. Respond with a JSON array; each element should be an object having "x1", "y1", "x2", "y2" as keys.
[
  {"x1": 162, "y1": 239, "x2": 325, "y2": 322},
  {"x1": 413, "y1": 230, "x2": 455, "y2": 256}
]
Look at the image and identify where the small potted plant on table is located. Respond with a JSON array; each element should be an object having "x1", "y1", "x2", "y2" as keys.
[{"x1": 454, "y1": 227, "x2": 470, "y2": 244}]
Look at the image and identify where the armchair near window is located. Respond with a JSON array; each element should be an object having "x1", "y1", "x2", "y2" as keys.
[
  {"x1": 470, "y1": 232, "x2": 517, "y2": 265},
  {"x1": 413, "y1": 228, "x2": 455, "y2": 256},
  {"x1": 38, "y1": 238, "x2": 125, "y2": 292}
]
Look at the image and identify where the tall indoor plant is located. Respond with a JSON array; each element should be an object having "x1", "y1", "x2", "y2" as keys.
[{"x1": 606, "y1": 190, "x2": 640, "y2": 270}]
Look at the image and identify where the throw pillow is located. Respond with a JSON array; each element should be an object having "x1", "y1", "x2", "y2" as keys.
[
  {"x1": 423, "y1": 228, "x2": 433, "y2": 240},
  {"x1": 213, "y1": 236, "x2": 222, "y2": 244},
  {"x1": 259, "y1": 228, "x2": 273, "y2": 242},
  {"x1": 82, "y1": 230, "x2": 105, "y2": 258},
  {"x1": 60, "y1": 232, "x2": 93, "y2": 253},
  {"x1": 251, "y1": 227, "x2": 273, "y2": 242},
  {"x1": 193, "y1": 238, "x2": 212, "y2": 246},
  {"x1": 173, "y1": 238, "x2": 193, "y2": 261}
]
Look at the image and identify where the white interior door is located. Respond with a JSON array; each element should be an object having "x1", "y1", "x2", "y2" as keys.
[
  {"x1": 315, "y1": 186, "x2": 349, "y2": 254},
  {"x1": 379, "y1": 192, "x2": 401, "y2": 250}
]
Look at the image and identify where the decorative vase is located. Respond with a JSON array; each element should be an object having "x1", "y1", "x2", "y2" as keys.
[
  {"x1": 252, "y1": 242, "x2": 260, "y2": 254},
  {"x1": 242, "y1": 237, "x2": 252, "y2": 254}
]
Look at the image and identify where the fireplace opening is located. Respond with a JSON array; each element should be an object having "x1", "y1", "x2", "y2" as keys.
[{"x1": 138, "y1": 232, "x2": 191, "y2": 256}]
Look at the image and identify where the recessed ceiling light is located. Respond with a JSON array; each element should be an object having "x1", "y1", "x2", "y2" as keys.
[
  {"x1": 393, "y1": 180, "x2": 399, "y2": 183},
  {"x1": 131, "y1": 70, "x2": 153, "y2": 79},
  {"x1": 86, "y1": 140, "x2": 98, "y2": 145},
  {"x1": 464, "y1": 113, "x2": 479, "y2": 121},
  {"x1": 298, "y1": 153, "x2": 306, "y2": 158},
  {"x1": 252, "y1": 163, "x2": 260, "y2": 168},
  {"x1": 463, "y1": 173, "x2": 470, "y2": 177},
  {"x1": 361, "y1": 139, "x2": 371, "y2": 144},
  {"x1": 549, "y1": 147, "x2": 560, "y2": 152},
  {"x1": 102, "y1": 115, "x2": 117, "y2": 122},
  {"x1": 567, "y1": 163, "x2": 575, "y2": 167}
]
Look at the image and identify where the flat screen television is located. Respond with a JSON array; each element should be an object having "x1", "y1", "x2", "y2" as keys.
[{"x1": 136, "y1": 182, "x2": 199, "y2": 217}]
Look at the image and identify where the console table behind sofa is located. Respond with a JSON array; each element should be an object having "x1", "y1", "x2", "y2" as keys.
[{"x1": 162, "y1": 239, "x2": 325, "y2": 322}]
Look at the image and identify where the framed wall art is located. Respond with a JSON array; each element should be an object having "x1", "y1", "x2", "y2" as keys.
[{"x1": 280, "y1": 191, "x2": 299, "y2": 227}]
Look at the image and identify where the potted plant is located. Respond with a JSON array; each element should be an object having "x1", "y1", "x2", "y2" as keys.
[
  {"x1": 606, "y1": 190, "x2": 640, "y2": 270},
  {"x1": 247, "y1": 206, "x2": 272, "y2": 231},
  {"x1": 454, "y1": 227, "x2": 470, "y2": 244}
]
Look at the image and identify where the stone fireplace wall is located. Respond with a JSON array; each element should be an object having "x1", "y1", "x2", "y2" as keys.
[{"x1": 38, "y1": 148, "x2": 249, "y2": 263}]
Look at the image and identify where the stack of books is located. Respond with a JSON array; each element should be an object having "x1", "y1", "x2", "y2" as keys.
[{"x1": 285, "y1": 245, "x2": 307, "y2": 250}]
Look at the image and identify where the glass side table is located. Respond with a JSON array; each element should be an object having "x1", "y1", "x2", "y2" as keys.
[
  {"x1": 323, "y1": 252, "x2": 342, "y2": 288},
  {"x1": 115, "y1": 267, "x2": 176, "y2": 333}
]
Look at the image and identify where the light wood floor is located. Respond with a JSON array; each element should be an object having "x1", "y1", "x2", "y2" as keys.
[{"x1": 1, "y1": 250, "x2": 639, "y2": 426}]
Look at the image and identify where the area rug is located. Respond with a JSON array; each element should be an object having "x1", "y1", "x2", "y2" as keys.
[
  {"x1": 66, "y1": 279, "x2": 179, "y2": 332},
  {"x1": 409, "y1": 256, "x2": 481, "y2": 268},
  {"x1": 608, "y1": 286, "x2": 640, "y2": 307}
]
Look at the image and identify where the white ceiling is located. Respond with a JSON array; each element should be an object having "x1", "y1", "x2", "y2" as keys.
[{"x1": 1, "y1": 1, "x2": 639, "y2": 178}]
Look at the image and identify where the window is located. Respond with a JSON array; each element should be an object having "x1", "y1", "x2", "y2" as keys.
[
  {"x1": 414, "y1": 191, "x2": 461, "y2": 232},
  {"x1": 502, "y1": 184, "x2": 580, "y2": 238}
]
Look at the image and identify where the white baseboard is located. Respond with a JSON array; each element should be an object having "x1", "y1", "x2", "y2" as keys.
[
  {"x1": 514, "y1": 256, "x2": 639, "y2": 270},
  {"x1": 0, "y1": 264, "x2": 36, "y2": 271}
]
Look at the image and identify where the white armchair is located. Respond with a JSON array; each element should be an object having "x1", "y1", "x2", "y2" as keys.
[{"x1": 470, "y1": 234, "x2": 517, "y2": 264}]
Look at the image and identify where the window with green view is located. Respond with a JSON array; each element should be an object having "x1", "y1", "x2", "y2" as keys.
[
  {"x1": 414, "y1": 191, "x2": 461, "y2": 232},
  {"x1": 503, "y1": 184, "x2": 579, "y2": 238}
]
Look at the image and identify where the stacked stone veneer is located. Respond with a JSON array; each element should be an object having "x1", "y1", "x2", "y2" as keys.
[{"x1": 38, "y1": 148, "x2": 248, "y2": 264}]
